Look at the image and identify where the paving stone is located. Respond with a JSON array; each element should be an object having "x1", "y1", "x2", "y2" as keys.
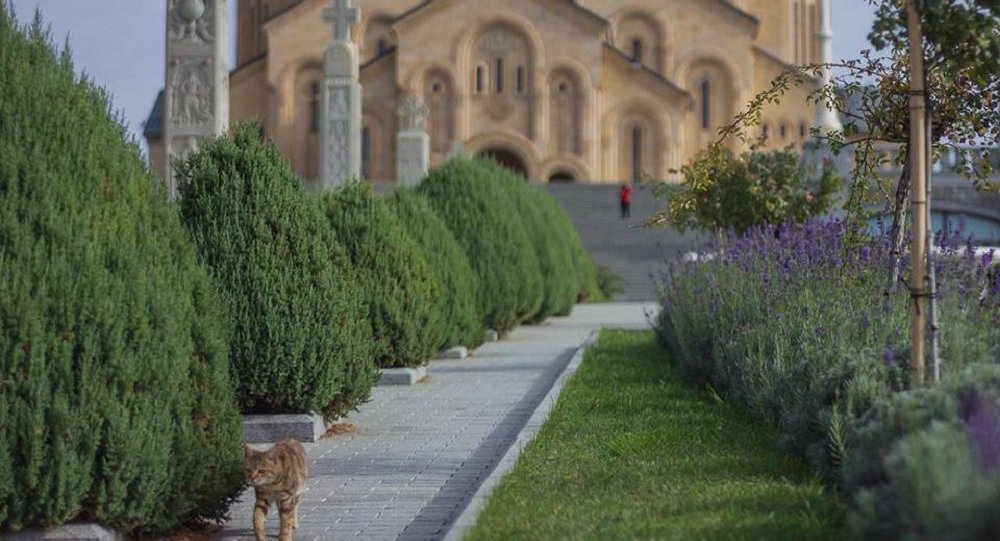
[{"x1": 218, "y1": 303, "x2": 655, "y2": 540}]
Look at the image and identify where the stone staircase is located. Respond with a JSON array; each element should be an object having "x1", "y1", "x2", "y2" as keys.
[
  {"x1": 543, "y1": 184, "x2": 700, "y2": 302},
  {"x1": 374, "y1": 180, "x2": 698, "y2": 302}
]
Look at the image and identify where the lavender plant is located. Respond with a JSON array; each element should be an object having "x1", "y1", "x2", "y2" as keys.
[{"x1": 657, "y1": 219, "x2": 999, "y2": 538}]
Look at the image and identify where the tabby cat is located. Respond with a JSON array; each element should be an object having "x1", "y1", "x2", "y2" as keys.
[{"x1": 244, "y1": 439, "x2": 308, "y2": 541}]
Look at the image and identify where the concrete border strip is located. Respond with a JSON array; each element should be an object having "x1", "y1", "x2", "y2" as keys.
[{"x1": 441, "y1": 329, "x2": 601, "y2": 541}]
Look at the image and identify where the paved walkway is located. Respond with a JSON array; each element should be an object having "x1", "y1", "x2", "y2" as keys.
[{"x1": 219, "y1": 303, "x2": 657, "y2": 541}]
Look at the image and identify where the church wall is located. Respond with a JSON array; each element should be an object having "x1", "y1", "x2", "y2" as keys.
[
  {"x1": 752, "y1": 48, "x2": 817, "y2": 151},
  {"x1": 360, "y1": 54, "x2": 399, "y2": 182},
  {"x1": 393, "y1": 0, "x2": 606, "y2": 180},
  {"x1": 221, "y1": 0, "x2": 818, "y2": 185},
  {"x1": 599, "y1": 53, "x2": 683, "y2": 182},
  {"x1": 230, "y1": 60, "x2": 270, "y2": 134},
  {"x1": 746, "y1": 0, "x2": 794, "y2": 63}
]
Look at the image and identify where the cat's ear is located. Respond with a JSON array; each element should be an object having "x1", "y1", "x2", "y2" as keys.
[{"x1": 244, "y1": 444, "x2": 255, "y2": 458}]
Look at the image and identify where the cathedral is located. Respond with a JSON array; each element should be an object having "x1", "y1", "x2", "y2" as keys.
[{"x1": 147, "y1": 0, "x2": 825, "y2": 184}]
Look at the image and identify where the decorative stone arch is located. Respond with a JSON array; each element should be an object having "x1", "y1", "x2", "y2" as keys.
[
  {"x1": 290, "y1": 60, "x2": 324, "y2": 184},
  {"x1": 546, "y1": 66, "x2": 585, "y2": 155},
  {"x1": 673, "y1": 44, "x2": 750, "y2": 91},
  {"x1": 455, "y1": 14, "x2": 546, "y2": 140},
  {"x1": 358, "y1": 11, "x2": 398, "y2": 63},
  {"x1": 362, "y1": 108, "x2": 390, "y2": 181},
  {"x1": 466, "y1": 130, "x2": 542, "y2": 180},
  {"x1": 602, "y1": 99, "x2": 672, "y2": 181},
  {"x1": 540, "y1": 156, "x2": 590, "y2": 183},
  {"x1": 454, "y1": 13, "x2": 547, "y2": 76},
  {"x1": 543, "y1": 58, "x2": 597, "y2": 168},
  {"x1": 610, "y1": 9, "x2": 668, "y2": 73},
  {"x1": 422, "y1": 68, "x2": 456, "y2": 154},
  {"x1": 675, "y1": 49, "x2": 743, "y2": 151}
]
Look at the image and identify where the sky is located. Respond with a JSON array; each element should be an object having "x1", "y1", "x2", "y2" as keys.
[{"x1": 8, "y1": 0, "x2": 878, "y2": 155}]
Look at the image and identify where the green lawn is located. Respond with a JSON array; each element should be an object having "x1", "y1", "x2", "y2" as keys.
[{"x1": 466, "y1": 330, "x2": 843, "y2": 541}]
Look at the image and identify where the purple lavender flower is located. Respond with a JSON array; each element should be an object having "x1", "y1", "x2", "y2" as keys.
[
  {"x1": 883, "y1": 344, "x2": 896, "y2": 367},
  {"x1": 962, "y1": 391, "x2": 1000, "y2": 473}
]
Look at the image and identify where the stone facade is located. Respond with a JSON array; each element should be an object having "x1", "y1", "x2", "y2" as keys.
[{"x1": 150, "y1": 0, "x2": 824, "y2": 184}]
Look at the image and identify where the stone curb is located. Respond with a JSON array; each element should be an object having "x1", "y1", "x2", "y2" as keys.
[
  {"x1": 1, "y1": 523, "x2": 123, "y2": 541},
  {"x1": 242, "y1": 413, "x2": 326, "y2": 444},
  {"x1": 378, "y1": 365, "x2": 427, "y2": 385},
  {"x1": 441, "y1": 329, "x2": 601, "y2": 541},
  {"x1": 436, "y1": 346, "x2": 469, "y2": 360}
]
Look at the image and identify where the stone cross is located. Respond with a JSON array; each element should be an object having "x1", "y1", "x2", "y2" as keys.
[
  {"x1": 164, "y1": 0, "x2": 228, "y2": 199},
  {"x1": 396, "y1": 95, "x2": 430, "y2": 185},
  {"x1": 320, "y1": 0, "x2": 363, "y2": 188},
  {"x1": 323, "y1": 0, "x2": 361, "y2": 43}
]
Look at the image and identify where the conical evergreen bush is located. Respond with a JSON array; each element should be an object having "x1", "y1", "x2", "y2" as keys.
[
  {"x1": 387, "y1": 188, "x2": 484, "y2": 349},
  {"x1": 0, "y1": 6, "x2": 242, "y2": 533},
  {"x1": 176, "y1": 123, "x2": 376, "y2": 420},
  {"x1": 418, "y1": 158, "x2": 543, "y2": 334},
  {"x1": 480, "y1": 159, "x2": 578, "y2": 320},
  {"x1": 317, "y1": 183, "x2": 441, "y2": 368}
]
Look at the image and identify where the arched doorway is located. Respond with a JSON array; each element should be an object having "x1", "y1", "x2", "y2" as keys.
[
  {"x1": 548, "y1": 171, "x2": 575, "y2": 182},
  {"x1": 478, "y1": 148, "x2": 528, "y2": 179}
]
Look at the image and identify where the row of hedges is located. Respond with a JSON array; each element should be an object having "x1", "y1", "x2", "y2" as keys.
[
  {"x1": 1, "y1": 6, "x2": 599, "y2": 535},
  {"x1": 417, "y1": 158, "x2": 597, "y2": 334},
  {"x1": 656, "y1": 218, "x2": 1000, "y2": 539},
  {"x1": 0, "y1": 8, "x2": 243, "y2": 533}
]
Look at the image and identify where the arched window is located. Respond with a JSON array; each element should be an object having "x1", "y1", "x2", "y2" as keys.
[
  {"x1": 631, "y1": 126, "x2": 643, "y2": 180},
  {"x1": 361, "y1": 126, "x2": 371, "y2": 179},
  {"x1": 780, "y1": 123, "x2": 788, "y2": 140},
  {"x1": 476, "y1": 65, "x2": 484, "y2": 94},
  {"x1": 516, "y1": 65, "x2": 525, "y2": 94},
  {"x1": 800, "y1": 122, "x2": 807, "y2": 139},
  {"x1": 495, "y1": 58, "x2": 504, "y2": 93},
  {"x1": 309, "y1": 82, "x2": 320, "y2": 133},
  {"x1": 762, "y1": 123, "x2": 771, "y2": 140},
  {"x1": 377, "y1": 38, "x2": 389, "y2": 55},
  {"x1": 700, "y1": 79, "x2": 711, "y2": 130},
  {"x1": 632, "y1": 39, "x2": 643, "y2": 63}
]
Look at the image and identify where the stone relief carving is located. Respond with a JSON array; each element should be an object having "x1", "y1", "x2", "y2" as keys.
[
  {"x1": 169, "y1": 58, "x2": 213, "y2": 126},
  {"x1": 485, "y1": 95, "x2": 514, "y2": 122},
  {"x1": 326, "y1": 113, "x2": 349, "y2": 181},
  {"x1": 397, "y1": 95, "x2": 429, "y2": 132},
  {"x1": 480, "y1": 29, "x2": 516, "y2": 55},
  {"x1": 169, "y1": 0, "x2": 214, "y2": 44},
  {"x1": 329, "y1": 86, "x2": 349, "y2": 119}
]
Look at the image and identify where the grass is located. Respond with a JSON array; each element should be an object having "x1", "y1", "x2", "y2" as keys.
[{"x1": 465, "y1": 330, "x2": 843, "y2": 541}]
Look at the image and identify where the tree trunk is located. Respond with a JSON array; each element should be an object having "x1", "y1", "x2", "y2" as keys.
[
  {"x1": 926, "y1": 89, "x2": 941, "y2": 384},
  {"x1": 885, "y1": 151, "x2": 910, "y2": 302},
  {"x1": 907, "y1": 0, "x2": 928, "y2": 389}
]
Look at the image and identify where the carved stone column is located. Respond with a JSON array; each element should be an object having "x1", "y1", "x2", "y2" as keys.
[
  {"x1": 164, "y1": 0, "x2": 228, "y2": 199},
  {"x1": 320, "y1": 0, "x2": 362, "y2": 189},
  {"x1": 395, "y1": 95, "x2": 430, "y2": 186}
]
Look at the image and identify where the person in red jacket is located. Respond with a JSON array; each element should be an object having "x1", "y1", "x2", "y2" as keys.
[{"x1": 619, "y1": 183, "x2": 633, "y2": 219}]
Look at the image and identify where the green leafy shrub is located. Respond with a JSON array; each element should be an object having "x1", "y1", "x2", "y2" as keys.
[
  {"x1": 660, "y1": 144, "x2": 841, "y2": 235},
  {"x1": 317, "y1": 183, "x2": 441, "y2": 368},
  {"x1": 657, "y1": 219, "x2": 1000, "y2": 539},
  {"x1": 386, "y1": 188, "x2": 484, "y2": 349},
  {"x1": 479, "y1": 159, "x2": 576, "y2": 320},
  {"x1": 844, "y1": 366, "x2": 1000, "y2": 540},
  {"x1": 177, "y1": 123, "x2": 375, "y2": 420},
  {"x1": 0, "y1": 7, "x2": 242, "y2": 533},
  {"x1": 418, "y1": 158, "x2": 543, "y2": 334},
  {"x1": 595, "y1": 264, "x2": 623, "y2": 300},
  {"x1": 573, "y1": 243, "x2": 603, "y2": 302}
]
